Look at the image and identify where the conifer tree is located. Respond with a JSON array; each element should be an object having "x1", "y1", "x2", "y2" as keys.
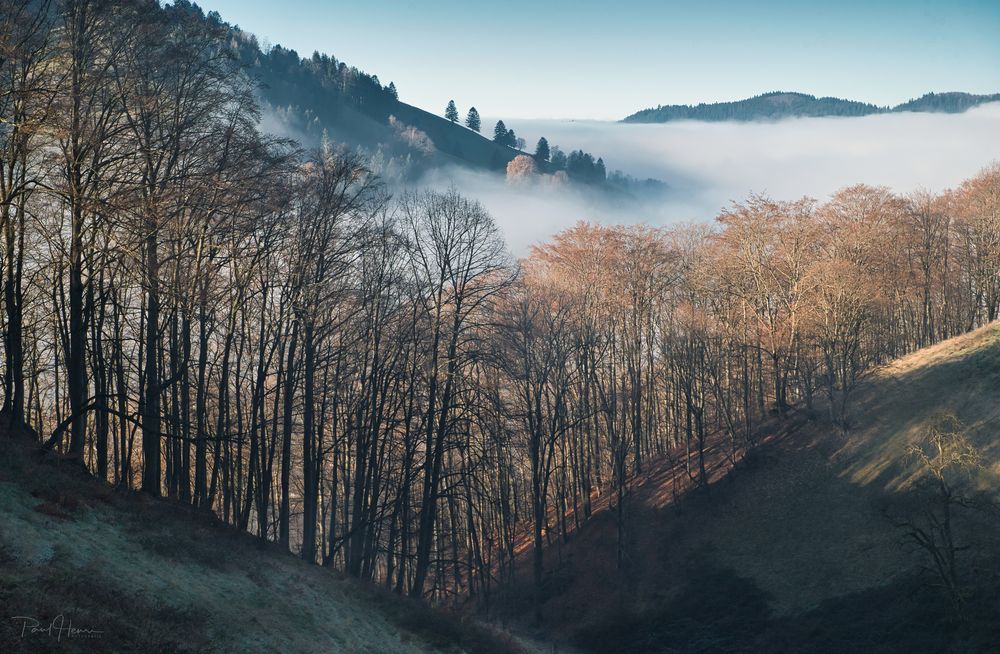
[
  {"x1": 534, "y1": 137, "x2": 550, "y2": 162},
  {"x1": 445, "y1": 99, "x2": 459, "y2": 123},
  {"x1": 550, "y1": 146, "x2": 567, "y2": 170},
  {"x1": 493, "y1": 120, "x2": 508, "y2": 143},
  {"x1": 465, "y1": 106, "x2": 481, "y2": 132}
]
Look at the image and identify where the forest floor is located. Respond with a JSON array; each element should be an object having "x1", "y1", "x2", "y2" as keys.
[
  {"x1": 0, "y1": 433, "x2": 525, "y2": 654},
  {"x1": 501, "y1": 322, "x2": 1000, "y2": 653}
]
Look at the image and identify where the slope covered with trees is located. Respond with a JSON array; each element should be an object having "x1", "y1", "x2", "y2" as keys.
[
  {"x1": 216, "y1": 6, "x2": 633, "y2": 190},
  {"x1": 510, "y1": 322, "x2": 1000, "y2": 652},
  {"x1": 623, "y1": 90, "x2": 1000, "y2": 123},
  {"x1": 218, "y1": 9, "x2": 519, "y2": 177},
  {"x1": 223, "y1": 9, "x2": 652, "y2": 192},
  {"x1": 2, "y1": 0, "x2": 1000, "y2": 651}
]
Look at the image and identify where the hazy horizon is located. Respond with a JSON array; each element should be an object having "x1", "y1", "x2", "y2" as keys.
[{"x1": 425, "y1": 103, "x2": 1000, "y2": 252}]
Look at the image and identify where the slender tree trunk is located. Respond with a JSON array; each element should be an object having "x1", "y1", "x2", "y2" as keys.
[
  {"x1": 141, "y1": 224, "x2": 161, "y2": 495},
  {"x1": 301, "y1": 321, "x2": 317, "y2": 563},
  {"x1": 279, "y1": 319, "x2": 299, "y2": 549}
]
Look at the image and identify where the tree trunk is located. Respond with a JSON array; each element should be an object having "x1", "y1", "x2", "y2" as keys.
[{"x1": 141, "y1": 224, "x2": 161, "y2": 495}]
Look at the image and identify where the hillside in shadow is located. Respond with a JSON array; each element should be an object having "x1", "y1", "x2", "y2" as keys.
[{"x1": 499, "y1": 324, "x2": 1000, "y2": 653}]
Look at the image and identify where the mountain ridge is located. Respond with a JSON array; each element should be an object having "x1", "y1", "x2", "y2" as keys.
[{"x1": 623, "y1": 90, "x2": 1000, "y2": 123}]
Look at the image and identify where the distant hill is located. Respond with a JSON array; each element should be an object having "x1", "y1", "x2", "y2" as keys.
[
  {"x1": 892, "y1": 91, "x2": 1000, "y2": 114},
  {"x1": 622, "y1": 90, "x2": 1000, "y2": 123},
  {"x1": 222, "y1": 21, "x2": 522, "y2": 177},
  {"x1": 201, "y1": 7, "x2": 656, "y2": 192}
]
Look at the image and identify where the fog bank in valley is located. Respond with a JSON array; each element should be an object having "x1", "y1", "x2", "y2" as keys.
[{"x1": 427, "y1": 104, "x2": 1000, "y2": 253}]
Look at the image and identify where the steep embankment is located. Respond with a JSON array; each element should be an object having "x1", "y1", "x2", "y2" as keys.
[
  {"x1": 0, "y1": 438, "x2": 520, "y2": 653},
  {"x1": 510, "y1": 323, "x2": 1000, "y2": 653}
]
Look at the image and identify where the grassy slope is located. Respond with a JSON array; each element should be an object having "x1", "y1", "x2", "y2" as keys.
[
  {"x1": 507, "y1": 323, "x2": 1000, "y2": 653},
  {"x1": 0, "y1": 438, "x2": 522, "y2": 654},
  {"x1": 392, "y1": 102, "x2": 524, "y2": 172},
  {"x1": 289, "y1": 99, "x2": 524, "y2": 174}
]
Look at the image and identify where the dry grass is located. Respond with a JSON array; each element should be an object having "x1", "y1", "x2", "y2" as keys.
[{"x1": 833, "y1": 322, "x2": 1000, "y2": 492}]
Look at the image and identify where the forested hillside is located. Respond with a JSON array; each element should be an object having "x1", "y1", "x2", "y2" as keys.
[
  {"x1": 2, "y1": 0, "x2": 1000, "y2": 652},
  {"x1": 503, "y1": 323, "x2": 1000, "y2": 652},
  {"x1": 236, "y1": 35, "x2": 523, "y2": 177},
  {"x1": 623, "y1": 90, "x2": 1000, "y2": 122},
  {"x1": 213, "y1": 6, "x2": 633, "y2": 189}
]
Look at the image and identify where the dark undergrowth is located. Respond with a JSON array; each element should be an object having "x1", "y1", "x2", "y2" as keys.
[
  {"x1": 570, "y1": 558, "x2": 1000, "y2": 654},
  {"x1": 350, "y1": 578, "x2": 528, "y2": 654}
]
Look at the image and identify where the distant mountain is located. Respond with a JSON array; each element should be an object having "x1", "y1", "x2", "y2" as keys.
[
  {"x1": 223, "y1": 24, "x2": 522, "y2": 178},
  {"x1": 622, "y1": 91, "x2": 1000, "y2": 123},
  {"x1": 210, "y1": 10, "x2": 651, "y2": 192}
]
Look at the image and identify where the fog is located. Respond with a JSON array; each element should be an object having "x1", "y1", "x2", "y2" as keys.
[{"x1": 425, "y1": 104, "x2": 1000, "y2": 253}]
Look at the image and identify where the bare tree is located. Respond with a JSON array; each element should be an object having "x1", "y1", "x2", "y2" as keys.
[
  {"x1": 402, "y1": 188, "x2": 513, "y2": 598},
  {"x1": 898, "y1": 413, "x2": 984, "y2": 620}
]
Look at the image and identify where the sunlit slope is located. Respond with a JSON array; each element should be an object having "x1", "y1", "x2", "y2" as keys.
[
  {"x1": 834, "y1": 322, "x2": 1000, "y2": 491},
  {"x1": 689, "y1": 322, "x2": 1000, "y2": 614},
  {"x1": 0, "y1": 440, "x2": 517, "y2": 654}
]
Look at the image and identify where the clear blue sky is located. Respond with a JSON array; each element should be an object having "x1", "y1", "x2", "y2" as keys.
[{"x1": 196, "y1": 0, "x2": 1000, "y2": 120}]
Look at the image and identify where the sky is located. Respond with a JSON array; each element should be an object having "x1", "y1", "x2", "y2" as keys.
[{"x1": 196, "y1": 0, "x2": 1000, "y2": 120}]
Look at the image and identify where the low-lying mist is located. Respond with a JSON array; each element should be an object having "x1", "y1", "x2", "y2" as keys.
[{"x1": 424, "y1": 104, "x2": 1000, "y2": 253}]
